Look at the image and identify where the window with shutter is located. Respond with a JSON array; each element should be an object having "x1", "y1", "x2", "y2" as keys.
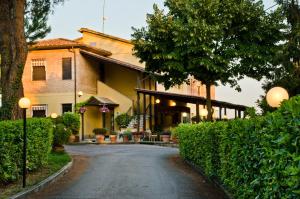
[
  {"x1": 32, "y1": 59, "x2": 46, "y2": 81},
  {"x1": 62, "y1": 58, "x2": 72, "y2": 80},
  {"x1": 32, "y1": 105, "x2": 47, "y2": 117}
]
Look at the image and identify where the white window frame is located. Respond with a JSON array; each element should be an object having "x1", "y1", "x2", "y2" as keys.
[
  {"x1": 31, "y1": 59, "x2": 47, "y2": 81},
  {"x1": 31, "y1": 104, "x2": 48, "y2": 117}
]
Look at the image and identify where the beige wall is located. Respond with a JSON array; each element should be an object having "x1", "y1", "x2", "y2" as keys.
[
  {"x1": 79, "y1": 32, "x2": 144, "y2": 67},
  {"x1": 104, "y1": 63, "x2": 140, "y2": 101},
  {"x1": 24, "y1": 49, "x2": 75, "y2": 94}
]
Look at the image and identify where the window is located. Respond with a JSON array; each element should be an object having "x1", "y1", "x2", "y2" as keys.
[
  {"x1": 32, "y1": 59, "x2": 46, "y2": 81},
  {"x1": 62, "y1": 103, "x2": 72, "y2": 113},
  {"x1": 62, "y1": 58, "x2": 72, "y2": 80},
  {"x1": 32, "y1": 105, "x2": 47, "y2": 117}
]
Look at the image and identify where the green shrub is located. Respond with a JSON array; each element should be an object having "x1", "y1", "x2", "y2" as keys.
[
  {"x1": 115, "y1": 113, "x2": 132, "y2": 128},
  {"x1": 62, "y1": 112, "x2": 80, "y2": 135},
  {"x1": 53, "y1": 123, "x2": 71, "y2": 147},
  {"x1": 0, "y1": 118, "x2": 53, "y2": 184},
  {"x1": 175, "y1": 96, "x2": 300, "y2": 199},
  {"x1": 93, "y1": 128, "x2": 107, "y2": 135}
]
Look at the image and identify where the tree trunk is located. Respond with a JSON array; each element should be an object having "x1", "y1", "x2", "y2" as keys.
[
  {"x1": 205, "y1": 83, "x2": 213, "y2": 121},
  {"x1": 0, "y1": 0, "x2": 27, "y2": 120}
]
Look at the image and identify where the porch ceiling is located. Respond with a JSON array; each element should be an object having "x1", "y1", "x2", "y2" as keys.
[{"x1": 136, "y1": 88, "x2": 248, "y2": 111}]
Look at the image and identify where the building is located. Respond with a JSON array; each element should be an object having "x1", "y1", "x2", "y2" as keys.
[{"x1": 23, "y1": 28, "x2": 244, "y2": 139}]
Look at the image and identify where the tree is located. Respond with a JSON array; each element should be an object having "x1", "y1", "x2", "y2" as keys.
[
  {"x1": 257, "y1": 0, "x2": 300, "y2": 113},
  {"x1": 132, "y1": 0, "x2": 285, "y2": 121},
  {"x1": 0, "y1": 0, "x2": 63, "y2": 120}
]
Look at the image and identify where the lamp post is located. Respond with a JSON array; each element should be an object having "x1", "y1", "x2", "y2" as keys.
[
  {"x1": 18, "y1": 97, "x2": 31, "y2": 188},
  {"x1": 79, "y1": 107, "x2": 87, "y2": 140},
  {"x1": 266, "y1": 87, "x2": 289, "y2": 108}
]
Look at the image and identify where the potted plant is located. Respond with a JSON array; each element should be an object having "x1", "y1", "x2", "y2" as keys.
[
  {"x1": 171, "y1": 128, "x2": 179, "y2": 143},
  {"x1": 93, "y1": 128, "x2": 107, "y2": 143},
  {"x1": 120, "y1": 130, "x2": 132, "y2": 143},
  {"x1": 62, "y1": 112, "x2": 80, "y2": 143},
  {"x1": 161, "y1": 130, "x2": 171, "y2": 143},
  {"x1": 110, "y1": 131, "x2": 118, "y2": 143},
  {"x1": 132, "y1": 131, "x2": 142, "y2": 143},
  {"x1": 53, "y1": 123, "x2": 71, "y2": 151},
  {"x1": 115, "y1": 113, "x2": 132, "y2": 130}
]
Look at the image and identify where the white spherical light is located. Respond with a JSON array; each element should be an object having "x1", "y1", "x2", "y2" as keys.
[
  {"x1": 266, "y1": 87, "x2": 289, "y2": 108},
  {"x1": 18, "y1": 97, "x2": 31, "y2": 109},
  {"x1": 50, "y1": 113, "x2": 58, "y2": 119},
  {"x1": 182, "y1": 112, "x2": 188, "y2": 117}
]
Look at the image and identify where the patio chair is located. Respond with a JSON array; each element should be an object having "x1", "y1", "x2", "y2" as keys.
[{"x1": 145, "y1": 129, "x2": 157, "y2": 142}]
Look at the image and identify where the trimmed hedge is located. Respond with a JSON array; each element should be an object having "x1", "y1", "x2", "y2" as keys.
[
  {"x1": 175, "y1": 96, "x2": 300, "y2": 199},
  {"x1": 0, "y1": 118, "x2": 53, "y2": 184}
]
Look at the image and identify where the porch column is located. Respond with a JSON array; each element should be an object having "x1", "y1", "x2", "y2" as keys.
[
  {"x1": 238, "y1": 110, "x2": 241, "y2": 118},
  {"x1": 219, "y1": 107, "x2": 222, "y2": 120},
  {"x1": 149, "y1": 95, "x2": 153, "y2": 131},
  {"x1": 143, "y1": 93, "x2": 146, "y2": 131},
  {"x1": 234, "y1": 109, "x2": 237, "y2": 118},
  {"x1": 102, "y1": 112, "x2": 106, "y2": 128},
  {"x1": 111, "y1": 109, "x2": 115, "y2": 131},
  {"x1": 137, "y1": 92, "x2": 140, "y2": 133},
  {"x1": 196, "y1": 102, "x2": 200, "y2": 123}
]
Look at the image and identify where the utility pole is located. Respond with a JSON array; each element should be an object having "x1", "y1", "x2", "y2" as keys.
[{"x1": 102, "y1": 0, "x2": 106, "y2": 33}]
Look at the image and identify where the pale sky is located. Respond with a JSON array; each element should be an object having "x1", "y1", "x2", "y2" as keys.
[{"x1": 46, "y1": 0, "x2": 276, "y2": 109}]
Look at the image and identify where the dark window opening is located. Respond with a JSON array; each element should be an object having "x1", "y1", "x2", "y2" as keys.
[
  {"x1": 32, "y1": 105, "x2": 47, "y2": 117},
  {"x1": 99, "y1": 63, "x2": 105, "y2": 82},
  {"x1": 32, "y1": 63, "x2": 46, "y2": 81},
  {"x1": 32, "y1": 110, "x2": 46, "y2": 117},
  {"x1": 62, "y1": 103, "x2": 72, "y2": 113},
  {"x1": 62, "y1": 58, "x2": 72, "y2": 80}
]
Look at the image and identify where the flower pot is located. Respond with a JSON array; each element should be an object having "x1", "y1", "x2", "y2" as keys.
[
  {"x1": 110, "y1": 135, "x2": 117, "y2": 143},
  {"x1": 133, "y1": 135, "x2": 141, "y2": 143},
  {"x1": 68, "y1": 135, "x2": 76, "y2": 143},
  {"x1": 123, "y1": 135, "x2": 129, "y2": 143},
  {"x1": 161, "y1": 135, "x2": 171, "y2": 143},
  {"x1": 96, "y1": 135, "x2": 105, "y2": 143}
]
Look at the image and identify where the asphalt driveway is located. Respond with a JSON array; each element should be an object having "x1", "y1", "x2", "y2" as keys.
[{"x1": 29, "y1": 144, "x2": 227, "y2": 199}]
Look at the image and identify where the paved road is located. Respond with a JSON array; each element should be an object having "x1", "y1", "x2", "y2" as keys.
[{"x1": 29, "y1": 144, "x2": 227, "y2": 199}]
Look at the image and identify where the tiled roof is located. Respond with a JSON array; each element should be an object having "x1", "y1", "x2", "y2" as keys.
[
  {"x1": 79, "y1": 28, "x2": 132, "y2": 44},
  {"x1": 30, "y1": 38, "x2": 81, "y2": 48},
  {"x1": 29, "y1": 38, "x2": 112, "y2": 56}
]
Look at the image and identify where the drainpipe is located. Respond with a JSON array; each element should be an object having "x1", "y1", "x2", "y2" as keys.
[{"x1": 73, "y1": 46, "x2": 77, "y2": 113}]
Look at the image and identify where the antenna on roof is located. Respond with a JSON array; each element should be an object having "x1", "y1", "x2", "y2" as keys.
[{"x1": 102, "y1": 0, "x2": 106, "y2": 33}]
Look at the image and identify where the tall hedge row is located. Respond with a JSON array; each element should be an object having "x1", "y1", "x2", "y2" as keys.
[
  {"x1": 0, "y1": 118, "x2": 53, "y2": 184},
  {"x1": 175, "y1": 96, "x2": 300, "y2": 199}
]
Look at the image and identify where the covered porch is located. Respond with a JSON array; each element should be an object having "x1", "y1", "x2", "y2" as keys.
[
  {"x1": 80, "y1": 96, "x2": 118, "y2": 140},
  {"x1": 136, "y1": 88, "x2": 248, "y2": 133}
]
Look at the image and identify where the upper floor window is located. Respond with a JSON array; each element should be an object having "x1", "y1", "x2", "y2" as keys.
[
  {"x1": 62, "y1": 58, "x2": 72, "y2": 80},
  {"x1": 32, "y1": 59, "x2": 46, "y2": 81}
]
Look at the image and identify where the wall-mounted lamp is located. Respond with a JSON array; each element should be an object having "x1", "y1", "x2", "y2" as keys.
[
  {"x1": 170, "y1": 101, "x2": 176, "y2": 107},
  {"x1": 78, "y1": 91, "x2": 83, "y2": 97},
  {"x1": 155, "y1": 99, "x2": 161, "y2": 104}
]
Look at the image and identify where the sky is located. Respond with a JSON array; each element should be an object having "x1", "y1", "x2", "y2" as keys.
[{"x1": 46, "y1": 0, "x2": 276, "y2": 109}]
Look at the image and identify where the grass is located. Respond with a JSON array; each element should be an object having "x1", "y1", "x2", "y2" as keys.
[{"x1": 0, "y1": 151, "x2": 71, "y2": 199}]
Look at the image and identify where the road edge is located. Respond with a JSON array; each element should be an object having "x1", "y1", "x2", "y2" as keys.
[{"x1": 9, "y1": 159, "x2": 73, "y2": 199}]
